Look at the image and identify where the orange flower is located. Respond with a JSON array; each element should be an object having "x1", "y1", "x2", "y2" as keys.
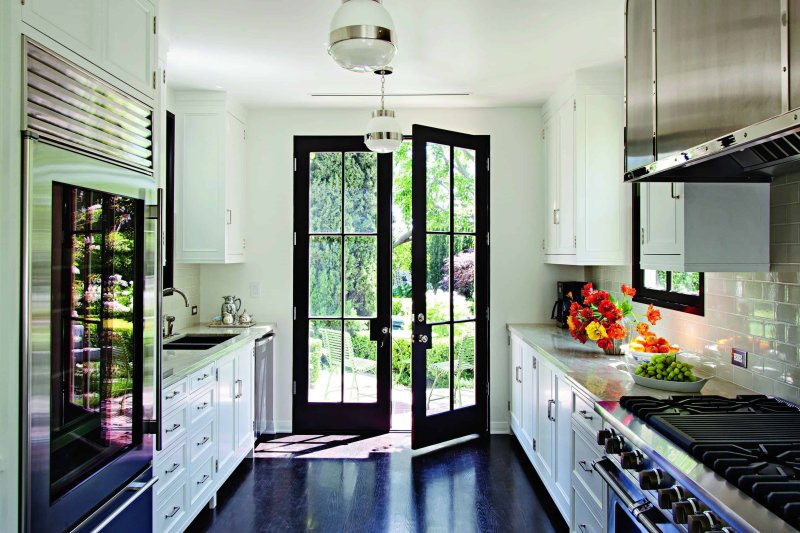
[
  {"x1": 647, "y1": 304, "x2": 662, "y2": 325},
  {"x1": 621, "y1": 284, "x2": 636, "y2": 297},
  {"x1": 567, "y1": 316, "x2": 577, "y2": 332},
  {"x1": 607, "y1": 322, "x2": 626, "y2": 340},
  {"x1": 636, "y1": 322, "x2": 650, "y2": 336}
]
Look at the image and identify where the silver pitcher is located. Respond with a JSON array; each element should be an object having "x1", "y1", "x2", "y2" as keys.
[{"x1": 221, "y1": 295, "x2": 242, "y2": 318}]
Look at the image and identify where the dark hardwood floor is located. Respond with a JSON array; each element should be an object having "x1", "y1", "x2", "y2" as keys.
[{"x1": 186, "y1": 434, "x2": 568, "y2": 533}]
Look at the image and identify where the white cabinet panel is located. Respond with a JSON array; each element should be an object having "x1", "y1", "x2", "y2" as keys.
[
  {"x1": 556, "y1": 101, "x2": 576, "y2": 254},
  {"x1": 104, "y1": 0, "x2": 156, "y2": 96},
  {"x1": 235, "y1": 344, "x2": 254, "y2": 453},
  {"x1": 544, "y1": 115, "x2": 560, "y2": 255},
  {"x1": 521, "y1": 344, "x2": 537, "y2": 455},
  {"x1": 22, "y1": 0, "x2": 156, "y2": 100},
  {"x1": 175, "y1": 92, "x2": 247, "y2": 264},
  {"x1": 535, "y1": 359, "x2": 555, "y2": 479},
  {"x1": 509, "y1": 336, "x2": 523, "y2": 434},
  {"x1": 216, "y1": 352, "x2": 237, "y2": 473},
  {"x1": 641, "y1": 182, "x2": 682, "y2": 256},
  {"x1": 554, "y1": 372, "x2": 574, "y2": 514}
]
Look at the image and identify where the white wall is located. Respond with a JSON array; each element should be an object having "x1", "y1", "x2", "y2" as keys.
[
  {"x1": 0, "y1": 1, "x2": 22, "y2": 528},
  {"x1": 197, "y1": 107, "x2": 584, "y2": 432}
]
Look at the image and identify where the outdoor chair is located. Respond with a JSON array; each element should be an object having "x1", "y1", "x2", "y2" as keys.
[
  {"x1": 426, "y1": 334, "x2": 475, "y2": 410},
  {"x1": 320, "y1": 328, "x2": 378, "y2": 401}
]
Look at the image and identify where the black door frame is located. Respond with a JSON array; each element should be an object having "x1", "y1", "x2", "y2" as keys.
[
  {"x1": 411, "y1": 125, "x2": 490, "y2": 449},
  {"x1": 293, "y1": 136, "x2": 393, "y2": 433}
]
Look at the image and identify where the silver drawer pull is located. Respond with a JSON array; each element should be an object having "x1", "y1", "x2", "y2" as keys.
[
  {"x1": 578, "y1": 525, "x2": 588, "y2": 533},
  {"x1": 165, "y1": 423, "x2": 181, "y2": 433},
  {"x1": 196, "y1": 402, "x2": 209, "y2": 411},
  {"x1": 165, "y1": 463, "x2": 180, "y2": 474},
  {"x1": 578, "y1": 460, "x2": 593, "y2": 473},
  {"x1": 235, "y1": 379, "x2": 243, "y2": 399},
  {"x1": 165, "y1": 506, "x2": 180, "y2": 519},
  {"x1": 196, "y1": 436, "x2": 210, "y2": 446},
  {"x1": 196, "y1": 474, "x2": 210, "y2": 486},
  {"x1": 578, "y1": 410, "x2": 594, "y2": 420},
  {"x1": 197, "y1": 373, "x2": 210, "y2": 382},
  {"x1": 165, "y1": 390, "x2": 181, "y2": 400}
]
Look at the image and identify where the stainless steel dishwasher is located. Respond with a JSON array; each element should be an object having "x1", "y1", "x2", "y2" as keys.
[{"x1": 254, "y1": 332, "x2": 275, "y2": 435}]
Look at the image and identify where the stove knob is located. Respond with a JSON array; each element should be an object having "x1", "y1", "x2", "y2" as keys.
[
  {"x1": 687, "y1": 511, "x2": 720, "y2": 533},
  {"x1": 638, "y1": 468, "x2": 672, "y2": 490},
  {"x1": 596, "y1": 428, "x2": 615, "y2": 445},
  {"x1": 673, "y1": 498, "x2": 705, "y2": 524},
  {"x1": 604, "y1": 435, "x2": 626, "y2": 454},
  {"x1": 620, "y1": 450, "x2": 645, "y2": 470},
  {"x1": 658, "y1": 485, "x2": 687, "y2": 509}
]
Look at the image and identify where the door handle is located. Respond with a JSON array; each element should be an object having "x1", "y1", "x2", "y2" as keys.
[
  {"x1": 553, "y1": 208, "x2": 559, "y2": 225},
  {"x1": 226, "y1": 209, "x2": 232, "y2": 225},
  {"x1": 235, "y1": 379, "x2": 243, "y2": 399},
  {"x1": 578, "y1": 460, "x2": 593, "y2": 473},
  {"x1": 196, "y1": 436, "x2": 210, "y2": 446},
  {"x1": 369, "y1": 318, "x2": 390, "y2": 348},
  {"x1": 671, "y1": 183, "x2": 681, "y2": 199},
  {"x1": 144, "y1": 188, "x2": 164, "y2": 450},
  {"x1": 578, "y1": 409, "x2": 594, "y2": 420},
  {"x1": 547, "y1": 399, "x2": 556, "y2": 421}
]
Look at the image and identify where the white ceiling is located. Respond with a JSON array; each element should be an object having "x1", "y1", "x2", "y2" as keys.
[{"x1": 163, "y1": 0, "x2": 625, "y2": 109}]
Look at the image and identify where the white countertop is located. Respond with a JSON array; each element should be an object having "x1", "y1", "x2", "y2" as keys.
[
  {"x1": 507, "y1": 324, "x2": 755, "y2": 402},
  {"x1": 162, "y1": 323, "x2": 275, "y2": 386}
]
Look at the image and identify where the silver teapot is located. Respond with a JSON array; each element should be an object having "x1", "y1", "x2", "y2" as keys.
[{"x1": 221, "y1": 295, "x2": 242, "y2": 319}]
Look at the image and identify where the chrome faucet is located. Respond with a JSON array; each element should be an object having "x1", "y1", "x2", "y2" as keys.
[{"x1": 163, "y1": 287, "x2": 190, "y2": 338}]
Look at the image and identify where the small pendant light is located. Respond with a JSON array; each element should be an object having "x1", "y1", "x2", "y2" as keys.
[
  {"x1": 365, "y1": 67, "x2": 402, "y2": 154},
  {"x1": 327, "y1": 0, "x2": 398, "y2": 73}
]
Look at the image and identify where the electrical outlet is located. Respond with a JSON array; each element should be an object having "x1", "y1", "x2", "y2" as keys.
[
  {"x1": 731, "y1": 348, "x2": 748, "y2": 368},
  {"x1": 191, "y1": 305, "x2": 198, "y2": 316},
  {"x1": 250, "y1": 281, "x2": 261, "y2": 298}
]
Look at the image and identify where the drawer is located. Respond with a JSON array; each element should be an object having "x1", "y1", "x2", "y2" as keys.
[
  {"x1": 155, "y1": 440, "x2": 188, "y2": 497},
  {"x1": 188, "y1": 363, "x2": 215, "y2": 394},
  {"x1": 162, "y1": 378, "x2": 188, "y2": 413},
  {"x1": 189, "y1": 386, "x2": 215, "y2": 426},
  {"x1": 573, "y1": 427, "x2": 605, "y2": 510},
  {"x1": 573, "y1": 390, "x2": 602, "y2": 435},
  {"x1": 188, "y1": 419, "x2": 215, "y2": 466},
  {"x1": 162, "y1": 405, "x2": 188, "y2": 450},
  {"x1": 189, "y1": 455, "x2": 216, "y2": 507},
  {"x1": 156, "y1": 481, "x2": 187, "y2": 533},
  {"x1": 573, "y1": 484, "x2": 603, "y2": 533}
]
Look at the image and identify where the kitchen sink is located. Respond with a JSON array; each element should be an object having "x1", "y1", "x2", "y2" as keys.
[{"x1": 163, "y1": 334, "x2": 237, "y2": 351}]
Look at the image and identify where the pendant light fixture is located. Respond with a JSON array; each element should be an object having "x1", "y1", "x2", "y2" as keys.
[
  {"x1": 365, "y1": 67, "x2": 402, "y2": 153},
  {"x1": 327, "y1": 0, "x2": 398, "y2": 73}
]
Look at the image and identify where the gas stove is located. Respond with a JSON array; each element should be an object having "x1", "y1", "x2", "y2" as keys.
[{"x1": 594, "y1": 395, "x2": 800, "y2": 533}]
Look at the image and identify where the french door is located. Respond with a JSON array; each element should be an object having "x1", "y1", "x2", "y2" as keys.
[
  {"x1": 411, "y1": 126, "x2": 489, "y2": 449},
  {"x1": 293, "y1": 137, "x2": 393, "y2": 433}
]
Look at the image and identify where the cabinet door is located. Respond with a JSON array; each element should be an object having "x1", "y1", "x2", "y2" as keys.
[
  {"x1": 104, "y1": 0, "x2": 156, "y2": 98},
  {"x1": 509, "y1": 336, "x2": 523, "y2": 433},
  {"x1": 216, "y1": 353, "x2": 236, "y2": 473},
  {"x1": 535, "y1": 360, "x2": 555, "y2": 478},
  {"x1": 225, "y1": 113, "x2": 247, "y2": 262},
  {"x1": 235, "y1": 345, "x2": 254, "y2": 453},
  {"x1": 555, "y1": 101, "x2": 576, "y2": 254},
  {"x1": 521, "y1": 346, "x2": 537, "y2": 453},
  {"x1": 553, "y1": 374, "x2": 574, "y2": 516},
  {"x1": 22, "y1": 0, "x2": 102, "y2": 64},
  {"x1": 641, "y1": 182, "x2": 683, "y2": 256},
  {"x1": 544, "y1": 115, "x2": 559, "y2": 254}
]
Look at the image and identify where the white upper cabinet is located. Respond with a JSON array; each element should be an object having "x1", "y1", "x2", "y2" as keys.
[
  {"x1": 640, "y1": 182, "x2": 771, "y2": 272},
  {"x1": 543, "y1": 68, "x2": 627, "y2": 266},
  {"x1": 22, "y1": 0, "x2": 157, "y2": 100},
  {"x1": 174, "y1": 91, "x2": 247, "y2": 264}
]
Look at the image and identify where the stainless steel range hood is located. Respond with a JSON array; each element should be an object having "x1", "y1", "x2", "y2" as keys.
[{"x1": 624, "y1": 108, "x2": 800, "y2": 183}]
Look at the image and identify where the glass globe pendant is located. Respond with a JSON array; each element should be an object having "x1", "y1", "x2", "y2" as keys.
[
  {"x1": 327, "y1": 0, "x2": 397, "y2": 73},
  {"x1": 365, "y1": 68, "x2": 402, "y2": 154}
]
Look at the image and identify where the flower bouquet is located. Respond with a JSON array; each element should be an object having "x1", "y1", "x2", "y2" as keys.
[{"x1": 567, "y1": 283, "x2": 662, "y2": 355}]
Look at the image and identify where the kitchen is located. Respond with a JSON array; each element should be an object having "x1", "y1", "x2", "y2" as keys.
[{"x1": 0, "y1": 1, "x2": 799, "y2": 532}]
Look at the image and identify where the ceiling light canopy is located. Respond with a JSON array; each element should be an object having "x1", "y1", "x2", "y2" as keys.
[
  {"x1": 327, "y1": 0, "x2": 397, "y2": 73},
  {"x1": 365, "y1": 68, "x2": 402, "y2": 153}
]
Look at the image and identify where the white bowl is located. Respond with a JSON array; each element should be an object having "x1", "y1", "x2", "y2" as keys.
[{"x1": 630, "y1": 372, "x2": 710, "y2": 393}]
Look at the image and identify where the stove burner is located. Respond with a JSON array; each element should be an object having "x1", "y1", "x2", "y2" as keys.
[{"x1": 620, "y1": 395, "x2": 800, "y2": 528}]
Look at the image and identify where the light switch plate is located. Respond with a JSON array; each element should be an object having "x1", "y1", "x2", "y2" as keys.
[
  {"x1": 250, "y1": 282, "x2": 261, "y2": 298},
  {"x1": 731, "y1": 348, "x2": 748, "y2": 368},
  {"x1": 191, "y1": 305, "x2": 198, "y2": 316}
]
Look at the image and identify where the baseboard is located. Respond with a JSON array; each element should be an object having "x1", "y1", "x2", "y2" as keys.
[
  {"x1": 274, "y1": 420, "x2": 292, "y2": 434},
  {"x1": 490, "y1": 420, "x2": 510, "y2": 434}
]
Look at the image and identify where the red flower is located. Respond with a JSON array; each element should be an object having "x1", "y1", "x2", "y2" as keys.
[
  {"x1": 597, "y1": 338, "x2": 613, "y2": 350},
  {"x1": 621, "y1": 284, "x2": 636, "y2": 297},
  {"x1": 581, "y1": 283, "x2": 594, "y2": 298},
  {"x1": 607, "y1": 322, "x2": 626, "y2": 340},
  {"x1": 597, "y1": 300, "x2": 617, "y2": 317},
  {"x1": 569, "y1": 301, "x2": 581, "y2": 314},
  {"x1": 580, "y1": 308, "x2": 594, "y2": 320},
  {"x1": 575, "y1": 332, "x2": 588, "y2": 344},
  {"x1": 647, "y1": 304, "x2": 662, "y2": 325}
]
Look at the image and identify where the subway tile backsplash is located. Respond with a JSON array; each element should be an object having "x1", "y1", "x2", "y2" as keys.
[{"x1": 586, "y1": 173, "x2": 800, "y2": 401}]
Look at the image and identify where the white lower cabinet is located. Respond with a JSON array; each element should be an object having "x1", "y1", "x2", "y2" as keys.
[
  {"x1": 508, "y1": 333, "x2": 575, "y2": 527},
  {"x1": 153, "y1": 341, "x2": 256, "y2": 532}
]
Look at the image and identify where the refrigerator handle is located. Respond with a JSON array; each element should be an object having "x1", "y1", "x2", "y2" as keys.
[{"x1": 144, "y1": 188, "x2": 164, "y2": 450}]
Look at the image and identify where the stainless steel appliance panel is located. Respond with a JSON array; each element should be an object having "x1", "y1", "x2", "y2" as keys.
[
  {"x1": 625, "y1": 0, "x2": 656, "y2": 171},
  {"x1": 23, "y1": 136, "x2": 157, "y2": 532},
  {"x1": 655, "y1": 0, "x2": 783, "y2": 160}
]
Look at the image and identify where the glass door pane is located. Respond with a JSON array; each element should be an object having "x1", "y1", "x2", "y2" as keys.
[{"x1": 51, "y1": 184, "x2": 142, "y2": 500}]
